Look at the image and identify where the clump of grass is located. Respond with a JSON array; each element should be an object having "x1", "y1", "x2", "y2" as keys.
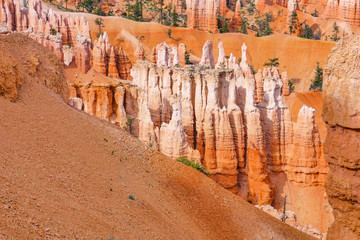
[{"x1": 176, "y1": 157, "x2": 210, "y2": 176}]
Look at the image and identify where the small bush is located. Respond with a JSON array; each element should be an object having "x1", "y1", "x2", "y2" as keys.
[
  {"x1": 50, "y1": 28, "x2": 57, "y2": 35},
  {"x1": 176, "y1": 157, "x2": 210, "y2": 175}
]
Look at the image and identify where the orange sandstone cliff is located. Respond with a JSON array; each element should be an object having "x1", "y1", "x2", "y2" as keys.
[{"x1": 323, "y1": 36, "x2": 360, "y2": 240}]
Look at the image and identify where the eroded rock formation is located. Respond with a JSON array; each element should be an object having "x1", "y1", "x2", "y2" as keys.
[
  {"x1": 69, "y1": 40, "x2": 329, "y2": 233},
  {"x1": 92, "y1": 32, "x2": 132, "y2": 79},
  {"x1": 324, "y1": 0, "x2": 360, "y2": 25},
  {"x1": 186, "y1": 0, "x2": 219, "y2": 33},
  {"x1": 323, "y1": 36, "x2": 360, "y2": 240}
]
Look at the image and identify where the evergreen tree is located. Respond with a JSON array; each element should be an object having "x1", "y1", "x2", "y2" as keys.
[
  {"x1": 289, "y1": 11, "x2": 298, "y2": 35},
  {"x1": 311, "y1": 9, "x2": 319, "y2": 17},
  {"x1": 240, "y1": 17, "x2": 248, "y2": 34},
  {"x1": 171, "y1": 6, "x2": 180, "y2": 27},
  {"x1": 94, "y1": 17, "x2": 104, "y2": 36},
  {"x1": 145, "y1": 0, "x2": 164, "y2": 24},
  {"x1": 126, "y1": 0, "x2": 144, "y2": 22},
  {"x1": 330, "y1": 22, "x2": 340, "y2": 41},
  {"x1": 309, "y1": 62, "x2": 323, "y2": 91},
  {"x1": 255, "y1": 12, "x2": 273, "y2": 37},
  {"x1": 264, "y1": 58, "x2": 279, "y2": 67},
  {"x1": 168, "y1": 28, "x2": 172, "y2": 38},
  {"x1": 300, "y1": 23, "x2": 313, "y2": 39},
  {"x1": 185, "y1": 46, "x2": 191, "y2": 65},
  {"x1": 221, "y1": 21, "x2": 229, "y2": 33}
]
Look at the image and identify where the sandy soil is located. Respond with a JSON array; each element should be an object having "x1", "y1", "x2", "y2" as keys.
[{"x1": 0, "y1": 33, "x2": 315, "y2": 239}]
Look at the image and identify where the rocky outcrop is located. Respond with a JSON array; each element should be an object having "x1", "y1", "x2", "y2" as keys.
[
  {"x1": 74, "y1": 32, "x2": 91, "y2": 73},
  {"x1": 70, "y1": 40, "x2": 329, "y2": 232},
  {"x1": 135, "y1": 42, "x2": 145, "y2": 62},
  {"x1": 178, "y1": 43, "x2": 186, "y2": 67},
  {"x1": 281, "y1": 71, "x2": 290, "y2": 96},
  {"x1": 92, "y1": 32, "x2": 132, "y2": 80},
  {"x1": 0, "y1": 0, "x2": 90, "y2": 43},
  {"x1": 216, "y1": 41, "x2": 227, "y2": 68},
  {"x1": 199, "y1": 40, "x2": 215, "y2": 68},
  {"x1": 231, "y1": 0, "x2": 242, "y2": 32},
  {"x1": 0, "y1": 0, "x2": 94, "y2": 73},
  {"x1": 288, "y1": 0, "x2": 297, "y2": 13},
  {"x1": 324, "y1": 0, "x2": 360, "y2": 25},
  {"x1": 186, "y1": 0, "x2": 219, "y2": 33},
  {"x1": 323, "y1": 36, "x2": 360, "y2": 240}
]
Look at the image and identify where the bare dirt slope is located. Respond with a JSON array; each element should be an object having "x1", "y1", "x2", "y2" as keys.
[{"x1": 0, "y1": 34, "x2": 314, "y2": 239}]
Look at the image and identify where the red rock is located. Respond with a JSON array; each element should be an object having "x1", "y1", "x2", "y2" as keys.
[
  {"x1": 117, "y1": 47, "x2": 132, "y2": 80},
  {"x1": 134, "y1": 42, "x2": 145, "y2": 62},
  {"x1": 323, "y1": 36, "x2": 360, "y2": 239},
  {"x1": 177, "y1": 43, "x2": 186, "y2": 67},
  {"x1": 281, "y1": 71, "x2": 290, "y2": 96},
  {"x1": 108, "y1": 47, "x2": 119, "y2": 78},
  {"x1": 75, "y1": 32, "x2": 91, "y2": 74},
  {"x1": 186, "y1": 0, "x2": 219, "y2": 33},
  {"x1": 231, "y1": 0, "x2": 242, "y2": 32}
]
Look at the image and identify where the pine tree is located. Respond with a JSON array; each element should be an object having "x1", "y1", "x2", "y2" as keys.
[
  {"x1": 264, "y1": 58, "x2": 279, "y2": 67},
  {"x1": 167, "y1": 28, "x2": 172, "y2": 38},
  {"x1": 221, "y1": 21, "x2": 229, "y2": 33},
  {"x1": 185, "y1": 46, "x2": 191, "y2": 65},
  {"x1": 330, "y1": 22, "x2": 340, "y2": 41},
  {"x1": 240, "y1": 17, "x2": 248, "y2": 34},
  {"x1": 311, "y1": 9, "x2": 319, "y2": 17},
  {"x1": 289, "y1": 11, "x2": 298, "y2": 35},
  {"x1": 94, "y1": 17, "x2": 104, "y2": 36},
  {"x1": 171, "y1": 6, "x2": 180, "y2": 27},
  {"x1": 300, "y1": 23, "x2": 313, "y2": 39},
  {"x1": 309, "y1": 62, "x2": 323, "y2": 91}
]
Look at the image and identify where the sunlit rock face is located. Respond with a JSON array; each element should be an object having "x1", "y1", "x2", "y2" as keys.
[
  {"x1": 323, "y1": 36, "x2": 360, "y2": 240},
  {"x1": 69, "y1": 40, "x2": 330, "y2": 233}
]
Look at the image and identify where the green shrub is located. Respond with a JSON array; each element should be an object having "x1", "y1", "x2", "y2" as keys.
[
  {"x1": 176, "y1": 157, "x2": 210, "y2": 175},
  {"x1": 50, "y1": 28, "x2": 57, "y2": 35}
]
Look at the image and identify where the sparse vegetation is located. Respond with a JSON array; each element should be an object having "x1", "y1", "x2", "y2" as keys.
[
  {"x1": 176, "y1": 157, "x2": 210, "y2": 176},
  {"x1": 300, "y1": 23, "x2": 313, "y2": 39},
  {"x1": 50, "y1": 28, "x2": 57, "y2": 35},
  {"x1": 288, "y1": 11, "x2": 298, "y2": 35},
  {"x1": 309, "y1": 62, "x2": 323, "y2": 91},
  {"x1": 221, "y1": 21, "x2": 229, "y2": 33},
  {"x1": 171, "y1": 7, "x2": 180, "y2": 27},
  {"x1": 255, "y1": 12, "x2": 274, "y2": 37},
  {"x1": 94, "y1": 17, "x2": 104, "y2": 36},
  {"x1": 185, "y1": 47, "x2": 191, "y2": 65},
  {"x1": 246, "y1": 0, "x2": 257, "y2": 15},
  {"x1": 263, "y1": 58, "x2": 279, "y2": 67},
  {"x1": 240, "y1": 17, "x2": 249, "y2": 34},
  {"x1": 311, "y1": 9, "x2": 319, "y2": 17},
  {"x1": 288, "y1": 80, "x2": 295, "y2": 91},
  {"x1": 330, "y1": 22, "x2": 340, "y2": 41},
  {"x1": 167, "y1": 28, "x2": 172, "y2": 38},
  {"x1": 123, "y1": 117, "x2": 134, "y2": 134}
]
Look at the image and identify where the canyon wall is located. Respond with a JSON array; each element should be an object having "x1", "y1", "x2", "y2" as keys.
[
  {"x1": 69, "y1": 40, "x2": 330, "y2": 232},
  {"x1": 0, "y1": 0, "x2": 132, "y2": 78},
  {"x1": 186, "y1": 0, "x2": 220, "y2": 32},
  {"x1": 324, "y1": 0, "x2": 360, "y2": 25},
  {"x1": 323, "y1": 36, "x2": 360, "y2": 240}
]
